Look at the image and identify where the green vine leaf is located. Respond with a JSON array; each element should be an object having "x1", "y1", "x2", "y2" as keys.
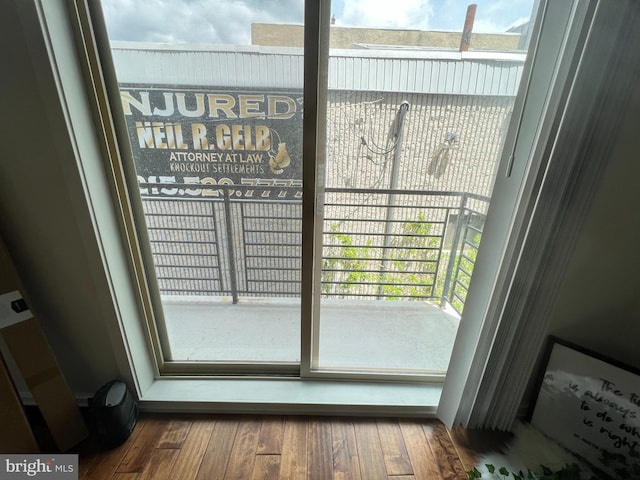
[
  {"x1": 466, "y1": 463, "x2": 586, "y2": 480},
  {"x1": 467, "y1": 466, "x2": 482, "y2": 479}
]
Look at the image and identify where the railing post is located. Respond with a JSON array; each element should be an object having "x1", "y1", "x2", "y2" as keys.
[
  {"x1": 441, "y1": 193, "x2": 468, "y2": 308},
  {"x1": 222, "y1": 187, "x2": 239, "y2": 304}
]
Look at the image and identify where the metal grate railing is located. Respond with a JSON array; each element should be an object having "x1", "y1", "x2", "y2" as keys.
[{"x1": 141, "y1": 184, "x2": 488, "y2": 314}]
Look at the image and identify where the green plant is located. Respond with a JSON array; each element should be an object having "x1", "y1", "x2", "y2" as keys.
[
  {"x1": 322, "y1": 213, "x2": 486, "y2": 304},
  {"x1": 323, "y1": 216, "x2": 438, "y2": 299},
  {"x1": 322, "y1": 225, "x2": 380, "y2": 295},
  {"x1": 466, "y1": 463, "x2": 590, "y2": 480},
  {"x1": 447, "y1": 229, "x2": 482, "y2": 313}
]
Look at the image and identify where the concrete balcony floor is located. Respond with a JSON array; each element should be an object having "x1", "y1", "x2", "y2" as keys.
[{"x1": 162, "y1": 297, "x2": 461, "y2": 374}]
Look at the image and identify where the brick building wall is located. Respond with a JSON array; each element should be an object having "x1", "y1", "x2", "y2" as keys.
[{"x1": 251, "y1": 23, "x2": 521, "y2": 51}]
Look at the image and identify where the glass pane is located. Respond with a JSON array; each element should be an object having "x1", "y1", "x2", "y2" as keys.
[
  {"x1": 99, "y1": 0, "x2": 305, "y2": 366},
  {"x1": 315, "y1": 1, "x2": 538, "y2": 375}
]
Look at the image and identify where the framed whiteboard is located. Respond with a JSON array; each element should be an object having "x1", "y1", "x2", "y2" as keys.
[{"x1": 531, "y1": 337, "x2": 640, "y2": 478}]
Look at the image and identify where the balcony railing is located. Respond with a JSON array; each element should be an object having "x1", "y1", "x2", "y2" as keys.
[{"x1": 141, "y1": 184, "x2": 488, "y2": 314}]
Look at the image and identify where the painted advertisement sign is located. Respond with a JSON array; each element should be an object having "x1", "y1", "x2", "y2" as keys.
[{"x1": 120, "y1": 86, "x2": 303, "y2": 199}]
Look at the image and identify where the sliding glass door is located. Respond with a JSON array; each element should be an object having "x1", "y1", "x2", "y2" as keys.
[
  {"x1": 98, "y1": 0, "x2": 306, "y2": 373},
  {"x1": 311, "y1": 1, "x2": 538, "y2": 378},
  {"x1": 96, "y1": 0, "x2": 541, "y2": 379}
]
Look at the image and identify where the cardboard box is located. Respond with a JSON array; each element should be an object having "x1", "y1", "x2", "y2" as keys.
[
  {"x1": 0, "y1": 238, "x2": 88, "y2": 452},
  {"x1": 0, "y1": 354, "x2": 39, "y2": 453}
]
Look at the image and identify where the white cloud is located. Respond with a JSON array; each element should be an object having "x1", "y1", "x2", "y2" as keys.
[
  {"x1": 99, "y1": 0, "x2": 533, "y2": 44},
  {"x1": 100, "y1": 0, "x2": 304, "y2": 44},
  {"x1": 338, "y1": 0, "x2": 434, "y2": 30},
  {"x1": 472, "y1": 0, "x2": 534, "y2": 33}
]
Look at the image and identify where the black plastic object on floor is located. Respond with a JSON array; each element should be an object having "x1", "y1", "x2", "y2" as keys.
[{"x1": 88, "y1": 380, "x2": 138, "y2": 449}]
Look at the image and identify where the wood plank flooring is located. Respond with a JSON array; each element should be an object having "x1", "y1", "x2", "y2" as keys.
[{"x1": 75, "y1": 414, "x2": 503, "y2": 480}]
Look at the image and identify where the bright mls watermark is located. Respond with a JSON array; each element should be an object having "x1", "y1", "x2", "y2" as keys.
[{"x1": 0, "y1": 455, "x2": 77, "y2": 480}]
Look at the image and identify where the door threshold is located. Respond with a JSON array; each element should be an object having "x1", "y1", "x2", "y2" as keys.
[{"x1": 137, "y1": 377, "x2": 442, "y2": 417}]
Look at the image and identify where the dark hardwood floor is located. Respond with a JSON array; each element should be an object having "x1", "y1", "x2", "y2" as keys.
[{"x1": 72, "y1": 413, "x2": 507, "y2": 480}]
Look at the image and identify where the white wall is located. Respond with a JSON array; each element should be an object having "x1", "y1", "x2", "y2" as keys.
[
  {"x1": 546, "y1": 83, "x2": 640, "y2": 369},
  {"x1": 0, "y1": 1, "x2": 131, "y2": 399}
]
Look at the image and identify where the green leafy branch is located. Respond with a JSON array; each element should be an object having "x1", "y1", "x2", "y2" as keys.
[
  {"x1": 467, "y1": 463, "x2": 589, "y2": 480},
  {"x1": 322, "y1": 214, "x2": 440, "y2": 298}
]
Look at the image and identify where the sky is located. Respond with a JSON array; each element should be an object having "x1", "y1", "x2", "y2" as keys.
[{"x1": 100, "y1": 0, "x2": 534, "y2": 45}]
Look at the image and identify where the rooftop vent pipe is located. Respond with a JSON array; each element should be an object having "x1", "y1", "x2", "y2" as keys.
[{"x1": 459, "y1": 4, "x2": 477, "y2": 52}]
